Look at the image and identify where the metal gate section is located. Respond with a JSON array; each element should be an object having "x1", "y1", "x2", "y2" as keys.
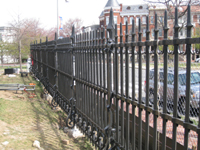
[{"x1": 31, "y1": 6, "x2": 200, "y2": 150}]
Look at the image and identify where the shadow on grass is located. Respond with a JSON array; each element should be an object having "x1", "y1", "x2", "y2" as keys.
[{"x1": 22, "y1": 74, "x2": 92, "y2": 150}]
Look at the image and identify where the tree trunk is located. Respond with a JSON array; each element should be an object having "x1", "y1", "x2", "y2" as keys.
[
  {"x1": 18, "y1": 40, "x2": 22, "y2": 72},
  {"x1": 1, "y1": 50, "x2": 3, "y2": 67}
]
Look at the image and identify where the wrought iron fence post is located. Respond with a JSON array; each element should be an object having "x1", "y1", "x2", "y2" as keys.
[
  {"x1": 131, "y1": 18, "x2": 136, "y2": 150},
  {"x1": 162, "y1": 10, "x2": 169, "y2": 150},
  {"x1": 70, "y1": 26, "x2": 75, "y2": 99},
  {"x1": 153, "y1": 13, "x2": 159, "y2": 150},
  {"x1": 172, "y1": 7, "x2": 180, "y2": 150},
  {"x1": 184, "y1": 5, "x2": 193, "y2": 150},
  {"x1": 145, "y1": 15, "x2": 150, "y2": 150},
  {"x1": 120, "y1": 22, "x2": 124, "y2": 148},
  {"x1": 55, "y1": 33, "x2": 58, "y2": 91},
  {"x1": 125, "y1": 21, "x2": 130, "y2": 150},
  {"x1": 138, "y1": 17, "x2": 143, "y2": 150},
  {"x1": 105, "y1": 8, "x2": 115, "y2": 149}
]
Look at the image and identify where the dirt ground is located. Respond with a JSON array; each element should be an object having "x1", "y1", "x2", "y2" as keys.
[{"x1": 0, "y1": 73, "x2": 93, "y2": 150}]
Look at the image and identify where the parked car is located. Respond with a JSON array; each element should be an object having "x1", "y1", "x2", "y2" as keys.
[{"x1": 144, "y1": 68, "x2": 200, "y2": 116}]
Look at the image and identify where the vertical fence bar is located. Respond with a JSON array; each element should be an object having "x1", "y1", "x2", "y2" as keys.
[
  {"x1": 86, "y1": 32, "x2": 89, "y2": 118},
  {"x1": 131, "y1": 18, "x2": 136, "y2": 150},
  {"x1": 100, "y1": 29, "x2": 103, "y2": 128},
  {"x1": 184, "y1": 5, "x2": 193, "y2": 150},
  {"x1": 103, "y1": 28, "x2": 107, "y2": 127},
  {"x1": 71, "y1": 26, "x2": 75, "y2": 103},
  {"x1": 96, "y1": 30, "x2": 100, "y2": 126},
  {"x1": 125, "y1": 21, "x2": 130, "y2": 150},
  {"x1": 106, "y1": 9, "x2": 115, "y2": 149},
  {"x1": 78, "y1": 34, "x2": 81, "y2": 110},
  {"x1": 153, "y1": 13, "x2": 159, "y2": 150},
  {"x1": 93, "y1": 30, "x2": 96, "y2": 124},
  {"x1": 138, "y1": 18, "x2": 143, "y2": 150},
  {"x1": 120, "y1": 23, "x2": 124, "y2": 147},
  {"x1": 90, "y1": 31, "x2": 93, "y2": 124},
  {"x1": 82, "y1": 33, "x2": 86, "y2": 116},
  {"x1": 172, "y1": 7, "x2": 180, "y2": 150},
  {"x1": 145, "y1": 15, "x2": 150, "y2": 150},
  {"x1": 46, "y1": 37, "x2": 49, "y2": 88},
  {"x1": 55, "y1": 33, "x2": 58, "y2": 91},
  {"x1": 114, "y1": 24, "x2": 119, "y2": 143},
  {"x1": 79, "y1": 33, "x2": 81, "y2": 117},
  {"x1": 162, "y1": 10, "x2": 169, "y2": 150}
]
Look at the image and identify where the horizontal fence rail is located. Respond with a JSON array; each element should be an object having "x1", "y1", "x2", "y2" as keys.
[{"x1": 30, "y1": 5, "x2": 200, "y2": 150}]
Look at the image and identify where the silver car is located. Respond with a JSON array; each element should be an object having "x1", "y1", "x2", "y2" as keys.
[{"x1": 144, "y1": 68, "x2": 200, "y2": 116}]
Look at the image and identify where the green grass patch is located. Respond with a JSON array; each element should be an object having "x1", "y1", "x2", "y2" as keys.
[{"x1": 0, "y1": 73, "x2": 94, "y2": 150}]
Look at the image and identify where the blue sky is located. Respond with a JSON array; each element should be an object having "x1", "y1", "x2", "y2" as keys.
[{"x1": 1, "y1": 0, "x2": 145, "y2": 29}]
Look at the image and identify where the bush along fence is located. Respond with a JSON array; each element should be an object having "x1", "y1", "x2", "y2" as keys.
[{"x1": 31, "y1": 5, "x2": 200, "y2": 150}]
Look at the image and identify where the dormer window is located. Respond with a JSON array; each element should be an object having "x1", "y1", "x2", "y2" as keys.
[
  {"x1": 139, "y1": 6, "x2": 143, "y2": 9},
  {"x1": 127, "y1": 6, "x2": 131, "y2": 10}
]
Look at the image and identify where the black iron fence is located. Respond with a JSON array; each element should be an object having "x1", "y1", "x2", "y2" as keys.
[{"x1": 31, "y1": 5, "x2": 200, "y2": 150}]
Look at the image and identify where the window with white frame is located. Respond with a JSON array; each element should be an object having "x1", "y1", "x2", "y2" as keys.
[
  {"x1": 150, "y1": 16, "x2": 154, "y2": 24},
  {"x1": 106, "y1": 16, "x2": 109, "y2": 25},
  {"x1": 159, "y1": 28, "x2": 162, "y2": 36},
  {"x1": 142, "y1": 16, "x2": 146, "y2": 24},
  {"x1": 124, "y1": 17, "x2": 128, "y2": 24},
  {"x1": 114, "y1": 16, "x2": 118, "y2": 24},
  {"x1": 130, "y1": 17, "x2": 134, "y2": 24}
]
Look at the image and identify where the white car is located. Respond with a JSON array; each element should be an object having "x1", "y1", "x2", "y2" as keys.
[{"x1": 144, "y1": 68, "x2": 200, "y2": 116}]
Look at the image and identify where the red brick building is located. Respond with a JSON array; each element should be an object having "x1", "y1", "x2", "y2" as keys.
[
  {"x1": 99, "y1": 0, "x2": 149, "y2": 42},
  {"x1": 99, "y1": 0, "x2": 200, "y2": 59}
]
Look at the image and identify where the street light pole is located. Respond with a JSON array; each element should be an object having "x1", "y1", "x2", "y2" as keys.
[
  {"x1": 57, "y1": 0, "x2": 69, "y2": 39},
  {"x1": 57, "y1": 0, "x2": 59, "y2": 39}
]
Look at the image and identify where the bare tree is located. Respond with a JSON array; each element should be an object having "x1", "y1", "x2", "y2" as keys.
[
  {"x1": 9, "y1": 15, "x2": 47, "y2": 71},
  {"x1": 60, "y1": 18, "x2": 83, "y2": 38},
  {"x1": 9, "y1": 14, "x2": 32, "y2": 72},
  {"x1": 0, "y1": 41, "x2": 6, "y2": 66},
  {"x1": 145, "y1": 0, "x2": 200, "y2": 28}
]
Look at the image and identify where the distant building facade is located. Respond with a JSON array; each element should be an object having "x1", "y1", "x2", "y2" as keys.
[
  {"x1": 99, "y1": 0, "x2": 200, "y2": 60},
  {"x1": 99, "y1": 0, "x2": 149, "y2": 42},
  {"x1": 0, "y1": 26, "x2": 14, "y2": 43},
  {"x1": 0, "y1": 26, "x2": 16, "y2": 64}
]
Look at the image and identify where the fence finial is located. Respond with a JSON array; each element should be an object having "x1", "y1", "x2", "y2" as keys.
[
  {"x1": 70, "y1": 25, "x2": 75, "y2": 43},
  {"x1": 107, "y1": 8, "x2": 115, "y2": 40},
  {"x1": 186, "y1": 4, "x2": 193, "y2": 38},
  {"x1": 55, "y1": 32, "x2": 57, "y2": 41},
  {"x1": 163, "y1": 10, "x2": 169, "y2": 40},
  {"x1": 174, "y1": 7, "x2": 179, "y2": 39},
  {"x1": 46, "y1": 36, "x2": 48, "y2": 46}
]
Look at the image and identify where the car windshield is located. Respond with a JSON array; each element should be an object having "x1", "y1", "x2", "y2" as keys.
[{"x1": 179, "y1": 72, "x2": 200, "y2": 85}]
